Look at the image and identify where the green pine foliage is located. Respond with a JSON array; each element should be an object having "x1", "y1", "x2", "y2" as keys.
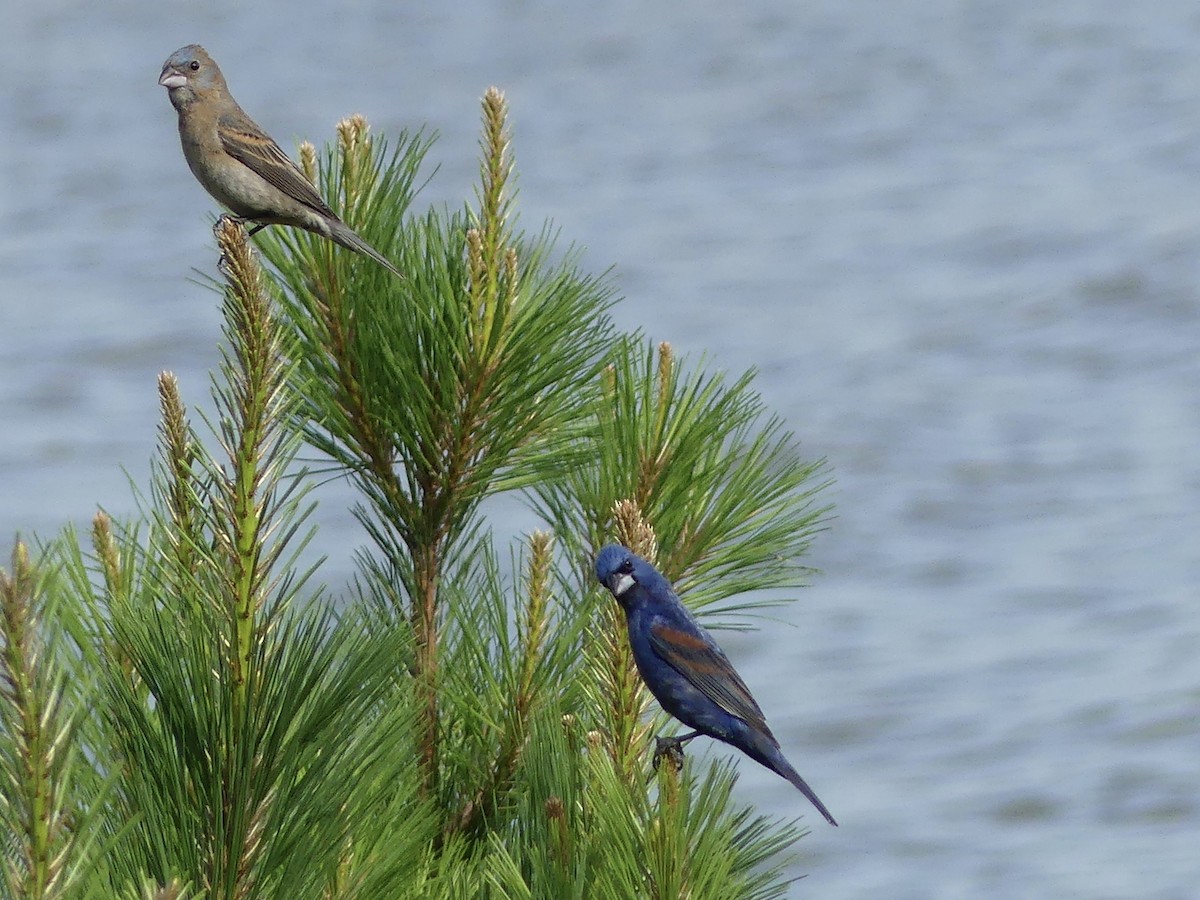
[{"x1": 0, "y1": 87, "x2": 830, "y2": 897}]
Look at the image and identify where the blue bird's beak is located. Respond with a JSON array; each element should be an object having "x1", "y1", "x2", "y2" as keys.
[{"x1": 605, "y1": 571, "x2": 634, "y2": 597}]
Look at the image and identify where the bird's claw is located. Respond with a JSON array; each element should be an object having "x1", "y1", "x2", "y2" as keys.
[
  {"x1": 213, "y1": 215, "x2": 254, "y2": 239},
  {"x1": 652, "y1": 736, "x2": 686, "y2": 773}
]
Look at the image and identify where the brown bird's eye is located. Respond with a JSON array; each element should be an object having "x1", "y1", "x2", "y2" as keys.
[{"x1": 189, "y1": 60, "x2": 200, "y2": 71}]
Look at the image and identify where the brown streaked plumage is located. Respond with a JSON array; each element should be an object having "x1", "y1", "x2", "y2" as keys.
[{"x1": 158, "y1": 44, "x2": 402, "y2": 277}]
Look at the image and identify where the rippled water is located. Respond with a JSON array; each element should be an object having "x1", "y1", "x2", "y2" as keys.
[{"x1": 4, "y1": 2, "x2": 1198, "y2": 896}]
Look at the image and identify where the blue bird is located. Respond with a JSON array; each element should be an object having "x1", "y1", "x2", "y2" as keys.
[{"x1": 595, "y1": 544, "x2": 837, "y2": 826}]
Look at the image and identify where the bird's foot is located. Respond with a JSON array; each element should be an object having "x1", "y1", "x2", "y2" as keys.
[
  {"x1": 212, "y1": 215, "x2": 264, "y2": 238},
  {"x1": 213, "y1": 215, "x2": 238, "y2": 238},
  {"x1": 652, "y1": 736, "x2": 687, "y2": 773}
]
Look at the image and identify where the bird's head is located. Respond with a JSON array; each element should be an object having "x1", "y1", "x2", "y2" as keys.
[
  {"x1": 159, "y1": 45, "x2": 226, "y2": 106},
  {"x1": 595, "y1": 544, "x2": 671, "y2": 609}
]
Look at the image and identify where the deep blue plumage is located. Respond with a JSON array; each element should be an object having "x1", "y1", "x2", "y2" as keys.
[{"x1": 595, "y1": 544, "x2": 837, "y2": 826}]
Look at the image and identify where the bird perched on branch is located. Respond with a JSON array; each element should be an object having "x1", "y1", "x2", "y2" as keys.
[
  {"x1": 158, "y1": 44, "x2": 402, "y2": 277},
  {"x1": 595, "y1": 543, "x2": 837, "y2": 826}
]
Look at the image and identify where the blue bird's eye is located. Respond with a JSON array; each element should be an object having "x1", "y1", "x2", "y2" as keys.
[{"x1": 619, "y1": 559, "x2": 634, "y2": 575}]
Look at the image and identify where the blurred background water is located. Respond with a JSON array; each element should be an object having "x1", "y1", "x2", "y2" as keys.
[{"x1": 3, "y1": 1, "x2": 1198, "y2": 896}]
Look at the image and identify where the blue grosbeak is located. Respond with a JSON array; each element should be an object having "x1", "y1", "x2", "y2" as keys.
[
  {"x1": 159, "y1": 45, "x2": 403, "y2": 277},
  {"x1": 595, "y1": 544, "x2": 837, "y2": 825}
]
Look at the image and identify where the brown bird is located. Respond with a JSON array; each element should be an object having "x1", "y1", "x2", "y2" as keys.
[{"x1": 159, "y1": 44, "x2": 402, "y2": 277}]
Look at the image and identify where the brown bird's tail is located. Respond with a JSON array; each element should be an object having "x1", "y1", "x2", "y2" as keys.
[{"x1": 326, "y1": 219, "x2": 404, "y2": 278}]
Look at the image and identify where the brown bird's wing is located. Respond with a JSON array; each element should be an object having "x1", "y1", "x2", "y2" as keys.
[
  {"x1": 218, "y1": 111, "x2": 337, "y2": 218},
  {"x1": 649, "y1": 621, "x2": 771, "y2": 734}
]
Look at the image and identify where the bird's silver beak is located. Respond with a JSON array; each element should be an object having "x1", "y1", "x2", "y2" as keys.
[
  {"x1": 159, "y1": 68, "x2": 187, "y2": 89},
  {"x1": 605, "y1": 572, "x2": 634, "y2": 597}
]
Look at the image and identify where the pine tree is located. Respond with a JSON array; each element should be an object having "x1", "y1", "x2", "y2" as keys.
[{"x1": 0, "y1": 88, "x2": 830, "y2": 899}]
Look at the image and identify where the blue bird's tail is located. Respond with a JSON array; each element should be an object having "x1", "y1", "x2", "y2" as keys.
[
  {"x1": 745, "y1": 734, "x2": 838, "y2": 826},
  {"x1": 772, "y1": 752, "x2": 839, "y2": 827}
]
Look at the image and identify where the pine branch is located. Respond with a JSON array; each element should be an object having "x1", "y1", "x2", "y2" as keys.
[
  {"x1": 0, "y1": 542, "x2": 96, "y2": 899},
  {"x1": 448, "y1": 532, "x2": 556, "y2": 837}
]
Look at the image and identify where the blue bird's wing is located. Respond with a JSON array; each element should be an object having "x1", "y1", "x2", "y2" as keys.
[
  {"x1": 218, "y1": 112, "x2": 337, "y2": 217},
  {"x1": 649, "y1": 622, "x2": 771, "y2": 735}
]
